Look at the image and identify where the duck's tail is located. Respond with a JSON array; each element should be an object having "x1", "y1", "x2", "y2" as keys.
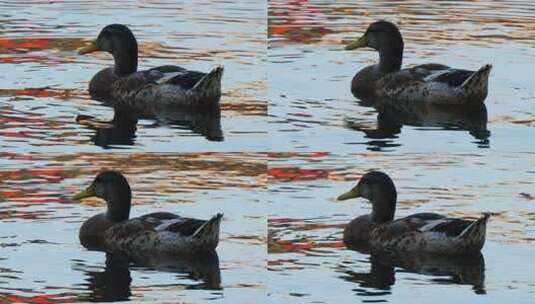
[
  {"x1": 458, "y1": 213, "x2": 490, "y2": 251},
  {"x1": 193, "y1": 66, "x2": 224, "y2": 94},
  {"x1": 460, "y1": 64, "x2": 492, "y2": 104},
  {"x1": 192, "y1": 213, "x2": 223, "y2": 249}
]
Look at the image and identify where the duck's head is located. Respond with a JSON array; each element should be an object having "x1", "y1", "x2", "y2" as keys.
[
  {"x1": 79, "y1": 24, "x2": 138, "y2": 75},
  {"x1": 345, "y1": 21, "x2": 404, "y2": 73},
  {"x1": 337, "y1": 171, "x2": 397, "y2": 223},
  {"x1": 73, "y1": 170, "x2": 132, "y2": 222}
]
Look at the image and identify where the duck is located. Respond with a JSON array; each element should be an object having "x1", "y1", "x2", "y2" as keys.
[
  {"x1": 72, "y1": 171, "x2": 223, "y2": 254},
  {"x1": 78, "y1": 24, "x2": 223, "y2": 109},
  {"x1": 337, "y1": 171, "x2": 489, "y2": 255},
  {"x1": 345, "y1": 21, "x2": 491, "y2": 106}
]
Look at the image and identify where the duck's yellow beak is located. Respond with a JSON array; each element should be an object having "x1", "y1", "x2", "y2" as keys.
[
  {"x1": 337, "y1": 186, "x2": 361, "y2": 201},
  {"x1": 344, "y1": 36, "x2": 367, "y2": 50},
  {"x1": 72, "y1": 184, "x2": 96, "y2": 201},
  {"x1": 78, "y1": 41, "x2": 100, "y2": 55}
]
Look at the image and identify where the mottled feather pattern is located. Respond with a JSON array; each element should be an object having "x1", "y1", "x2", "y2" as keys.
[
  {"x1": 354, "y1": 63, "x2": 491, "y2": 105},
  {"x1": 90, "y1": 66, "x2": 223, "y2": 109},
  {"x1": 370, "y1": 214, "x2": 489, "y2": 255},
  {"x1": 103, "y1": 213, "x2": 222, "y2": 254},
  {"x1": 375, "y1": 64, "x2": 491, "y2": 105}
]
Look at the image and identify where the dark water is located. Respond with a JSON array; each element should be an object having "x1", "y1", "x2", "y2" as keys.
[
  {"x1": 268, "y1": 0, "x2": 535, "y2": 152},
  {"x1": 0, "y1": 0, "x2": 266, "y2": 152}
]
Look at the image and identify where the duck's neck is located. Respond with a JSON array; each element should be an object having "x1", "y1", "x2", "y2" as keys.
[
  {"x1": 105, "y1": 193, "x2": 131, "y2": 223},
  {"x1": 113, "y1": 44, "x2": 138, "y2": 76},
  {"x1": 377, "y1": 42, "x2": 403, "y2": 74},
  {"x1": 370, "y1": 191, "x2": 396, "y2": 224}
]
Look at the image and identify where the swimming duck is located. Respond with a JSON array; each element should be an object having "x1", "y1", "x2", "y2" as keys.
[
  {"x1": 78, "y1": 24, "x2": 223, "y2": 109},
  {"x1": 337, "y1": 171, "x2": 489, "y2": 255},
  {"x1": 72, "y1": 171, "x2": 223, "y2": 254},
  {"x1": 345, "y1": 21, "x2": 491, "y2": 105}
]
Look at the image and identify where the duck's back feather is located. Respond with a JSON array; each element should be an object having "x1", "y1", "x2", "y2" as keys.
[
  {"x1": 106, "y1": 212, "x2": 206, "y2": 239},
  {"x1": 155, "y1": 69, "x2": 207, "y2": 89},
  {"x1": 352, "y1": 63, "x2": 491, "y2": 105},
  {"x1": 420, "y1": 217, "x2": 473, "y2": 237},
  {"x1": 88, "y1": 65, "x2": 222, "y2": 109},
  {"x1": 379, "y1": 64, "x2": 476, "y2": 91},
  {"x1": 370, "y1": 213, "x2": 489, "y2": 255},
  {"x1": 408, "y1": 64, "x2": 474, "y2": 87},
  {"x1": 103, "y1": 212, "x2": 222, "y2": 254}
]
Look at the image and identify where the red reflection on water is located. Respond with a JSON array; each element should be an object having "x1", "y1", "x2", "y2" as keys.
[
  {"x1": 269, "y1": 238, "x2": 345, "y2": 253},
  {"x1": 269, "y1": 167, "x2": 330, "y2": 181},
  {"x1": 0, "y1": 88, "x2": 81, "y2": 98},
  {"x1": 269, "y1": 218, "x2": 346, "y2": 253},
  {"x1": 0, "y1": 168, "x2": 65, "y2": 192},
  {"x1": 269, "y1": 0, "x2": 332, "y2": 43},
  {"x1": 0, "y1": 56, "x2": 51, "y2": 64},
  {"x1": 0, "y1": 38, "x2": 51, "y2": 52},
  {"x1": 1, "y1": 293, "x2": 76, "y2": 304}
]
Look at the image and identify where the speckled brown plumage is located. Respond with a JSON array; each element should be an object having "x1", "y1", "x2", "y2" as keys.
[
  {"x1": 346, "y1": 21, "x2": 491, "y2": 105},
  {"x1": 79, "y1": 24, "x2": 223, "y2": 110},
  {"x1": 338, "y1": 171, "x2": 490, "y2": 255},
  {"x1": 73, "y1": 171, "x2": 222, "y2": 255}
]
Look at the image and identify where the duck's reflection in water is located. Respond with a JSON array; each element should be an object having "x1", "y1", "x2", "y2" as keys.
[
  {"x1": 77, "y1": 105, "x2": 223, "y2": 148},
  {"x1": 339, "y1": 242, "x2": 485, "y2": 296},
  {"x1": 79, "y1": 250, "x2": 221, "y2": 302},
  {"x1": 347, "y1": 98, "x2": 490, "y2": 151}
]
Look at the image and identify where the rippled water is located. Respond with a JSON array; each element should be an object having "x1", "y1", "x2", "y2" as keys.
[
  {"x1": 0, "y1": 153, "x2": 266, "y2": 302},
  {"x1": 267, "y1": 152, "x2": 535, "y2": 303},
  {"x1": 268, "y1": 0, "x2": 535, "y2": 152},
  {"x1": 1, "y1": 0, "x2": 535, "y2": 303},
  {"x1": 0, "y1": 0, "x2": 266, "y2": 152}
]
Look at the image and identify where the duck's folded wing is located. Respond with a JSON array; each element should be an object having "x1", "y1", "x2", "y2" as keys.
[
  {"x1": 382, "y1": 213, "x2": 447, "y2": 238},
  {"x1": 419, "y1": 218, "x2": 474, "y2": 237},
  {"x1": 152, "y1": 69, "x2": 207, "y2": 89},
  {"x1": 137, "y1": 212, "x2": 206, "y2": 237},
  {"x1": 409, "y1": 64, "x2": 475, "y2": 87},
  {"x1": 156, "y1": 217, "x2": 206, "y2": 236},
  {"x1": 106, "y1": 212, "x2": 204, "y2": 239}
]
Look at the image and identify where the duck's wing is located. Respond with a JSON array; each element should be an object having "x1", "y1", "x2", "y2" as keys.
[
  {"x1": 139, "y1": 212, "x2": 207, "y2": 237},
  {"x1": 408, "y1": 64, "x2": 475, "y2": 87},
  {"x1": 105, "y1": 212, "x2": 207, "y2": 240},
  {"x1": 374, "y1": 214, "x2": 489, "y2": 254},
  {"x1": 392, "y1": 213, "x2": 480, "y2": 238},
  {"x1": 380, "y1": 213, "x2": 446, "y2": 238},
  {"x1": 418, "y1": 217, "x2": 475, "y2": 237},
  {"x1": 110, "y1": 67, "x2": 205, "y2": 93},
  {"x1": 385, "y1": 64, "x2": 475, "y2": 88},
  {"x1": 148, "y1": 66, "x2": 207, "y2": 90}
]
